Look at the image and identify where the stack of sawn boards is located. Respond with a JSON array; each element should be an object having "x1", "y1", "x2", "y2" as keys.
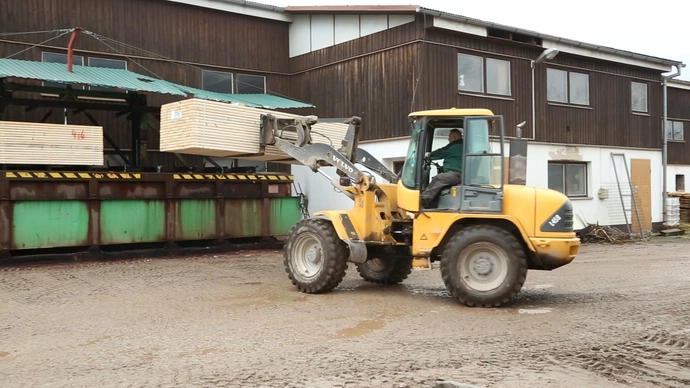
[
  {"x1": 159, "y1": 98, "x2": 349, "y2": 164},
  {"x1": 0, "y1": 121, "x2": 103, "y2": 165}
]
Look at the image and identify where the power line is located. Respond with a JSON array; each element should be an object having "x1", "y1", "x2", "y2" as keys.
[
  {"x1": 3, "y1": 29, "x2": 74, "y2": 59},
  {"x1": 85, "y1": 31, "x2": 308, "y2": 103},
  {"x1": 0, "y1": 29, "x2": 72, "y2": 37}
]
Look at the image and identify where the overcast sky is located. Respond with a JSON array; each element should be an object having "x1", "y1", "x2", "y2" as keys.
[{"x1": 262, "y1": 0, "x2": 689, "y2": 80}]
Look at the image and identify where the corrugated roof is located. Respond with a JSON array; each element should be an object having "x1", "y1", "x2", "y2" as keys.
[
  {"x1": 172, "y1": 84, "x2": 314, "y2": 109},
  {"x1": 0, "y1": 58, "x2": 187, "y2": 96},
  {"x1": 0, "y1": 58, "x2": 314, "y2": 109}
]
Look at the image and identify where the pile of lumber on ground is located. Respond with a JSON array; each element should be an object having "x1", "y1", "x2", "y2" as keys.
[
  {"x1": 0, "y1": 121, "x2": 103, "y2": 165},
  {"x1": 159, "y1": 99, "x2": 349, "y2": 164},
  {"x1": 576, "y1": 223, "x2": 630, "y2": 244}
]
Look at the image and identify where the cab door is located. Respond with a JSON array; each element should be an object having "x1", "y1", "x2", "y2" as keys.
[{"x1": 460, "y1": 116, "x2": 505, "y2": 213}]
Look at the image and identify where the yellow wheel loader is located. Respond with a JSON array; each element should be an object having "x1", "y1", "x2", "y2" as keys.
[{"x1": 260, "y1": 109, "x2": 580, "y2": 307}]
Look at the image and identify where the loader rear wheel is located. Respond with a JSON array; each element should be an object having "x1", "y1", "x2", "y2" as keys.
[
  {"x1": 356, "y1": 257, "x2": 413, "y2": 285},
  {"x1": 283, "y1": 218, "x2": 349, "y2": 294},
  {"x1": 440, "y1": 225, "x2": 528, "y2": 307}
]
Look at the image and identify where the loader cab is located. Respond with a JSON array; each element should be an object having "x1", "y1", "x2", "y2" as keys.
[{"x1": 397, "y1": 108, "x2": 505, "y2": 214}]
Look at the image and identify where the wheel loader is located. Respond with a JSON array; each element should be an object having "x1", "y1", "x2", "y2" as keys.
[{"x1": 260, "y1": 108, "x2": 580, "y2": 307}]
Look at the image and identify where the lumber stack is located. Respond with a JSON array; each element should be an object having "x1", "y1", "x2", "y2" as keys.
[
  {"x1": 159, "y1": 99, "x2": 349, "y2": 164},
  {"x1": 0, "y1": 121, "x2": 103, "y2": 165}
]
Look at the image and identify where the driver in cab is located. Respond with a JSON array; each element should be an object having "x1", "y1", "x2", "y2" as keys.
[{"x1": 421, "y1": 128, "x2": 463, "y2": 208}]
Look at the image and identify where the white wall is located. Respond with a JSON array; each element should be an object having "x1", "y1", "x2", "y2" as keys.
[
  {"x1": 292, "y1": 138, "x2": 665, "y2": 230},
  {"x1": 289, "y1": 13, "x2": 415, "y2": 57},
  {"x1": 666, "y1": 165, "x2": 690, "y2": 193}
]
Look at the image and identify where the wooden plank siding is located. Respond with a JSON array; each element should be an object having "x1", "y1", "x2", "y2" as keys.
[
  {"x1": 0, "y1": 0, "x2": 291, "y2": 73},
  {"x1": 667, "y1": 86, "x2": 690, "y2": 164},
  {"x1": 291, "y1": 44, "x2": 419, "y2": 141},
  {"x1": 0, "y1": 5, "x2": 678, "y2": 167}
]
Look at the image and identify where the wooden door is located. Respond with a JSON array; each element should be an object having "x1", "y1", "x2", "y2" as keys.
[{"x1": 630, "y1": 158, "x2": 652, "y2": 232}]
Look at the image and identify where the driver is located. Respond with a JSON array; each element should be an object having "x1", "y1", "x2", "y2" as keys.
[{"x1": 421, "y1": 128, "x2": 463, "y2": 208}]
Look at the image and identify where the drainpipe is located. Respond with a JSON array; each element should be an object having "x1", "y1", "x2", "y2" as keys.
[{"x1": 662, "y1": 63, "x2": 684, "y2": 226}]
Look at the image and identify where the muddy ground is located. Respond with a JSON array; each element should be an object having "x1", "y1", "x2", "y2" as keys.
[{"x1": 0, "y1": 238, "x2": 689, "y2": 388}]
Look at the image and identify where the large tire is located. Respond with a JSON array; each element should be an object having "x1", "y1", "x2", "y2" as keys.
[
  {"x1": 440, "y1": 225, "x2": 528, "y2": 307},
  {"x1": 283, "y1": 218, "x2": 349, "y2": 294},
  {"x1": 356, "y1": 257, "x2": 413, "y2": 285}
]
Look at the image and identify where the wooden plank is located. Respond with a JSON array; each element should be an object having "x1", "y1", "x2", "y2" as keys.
[
  {"x1": 0, "y1": 121, "x2": 103, "y2": 165},
  {"x1": 159, "y1": 99, "x2": 349, "y2": 164}
]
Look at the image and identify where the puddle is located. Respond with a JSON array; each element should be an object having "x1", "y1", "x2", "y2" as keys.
[
  {"x1": 0, "y1": 351, "x2": 9, "y2": 358},
  {"x1": 334, "y1": 318, "x2": 386, "y2": 338},
  {"x1": 518, "y1": 308, "x2": 552, "y2": 314}
]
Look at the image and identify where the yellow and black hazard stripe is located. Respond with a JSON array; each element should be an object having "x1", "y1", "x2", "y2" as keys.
[
  {"x1": 172, "y1": 174, "x2": 293, "y2": 181},
  {"x1": 2, "y1": 171, "x2": 294, "y2": 182},
  {"x1": 4, "y1": 171, "x2": 143, "y2": 179}
]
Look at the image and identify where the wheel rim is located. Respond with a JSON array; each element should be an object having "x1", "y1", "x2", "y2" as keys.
[
  {"x1": 291, "y1": 232, "x2": 324, "y2": 282},
  {"x1": 366, "y1": 258, "x2": 392, "y2": 273},
  {"x1": 457, "y1": 242, "x2": 509, "y2": 292}
]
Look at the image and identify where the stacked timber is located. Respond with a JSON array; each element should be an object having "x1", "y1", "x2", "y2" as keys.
[
  {"x1": 0, "y1": 121, "x2": 103, "y2": 165},
  {"x1": 159, "y1": 99, "x2": 349, "y2": 164}
]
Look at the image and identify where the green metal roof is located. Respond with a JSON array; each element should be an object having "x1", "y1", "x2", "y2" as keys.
[
  {"x1": 0, "y1": 58, "x2": 314, "y2": 109},
  {"x1": 172, "y1": 84, "x2": 314, "y2": 109}
]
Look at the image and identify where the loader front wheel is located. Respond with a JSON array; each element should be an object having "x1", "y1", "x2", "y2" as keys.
[
  {"x1": 440, "y1": 225, "x2": 528, "y2": 307},
  {"x1": 283, "y1": 218, "x2": 349, "y2": 294},
  {"x1": 356, "y1": 257, "x2": 413, "y2": 285}
]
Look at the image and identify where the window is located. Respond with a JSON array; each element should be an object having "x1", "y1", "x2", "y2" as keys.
[
  {"x1": 41, "y1": 52, "x2": 84, "y2": 89},
  {"x1": 676, "y1": 175, "x2": 685, "y2": 192},
  {"x1": 457, "y1": 53, "x2": 511, "y2": 96},
  {"x1": 548, "y1": 161, "x2": 588, "y2": 197},
  {"x1": 631, "y1": 81, "x2": 648, "y2": 113},
  {"x1": 201, "y1": 71, "x2": 267, "y2": 94},
  {"x1": 236, "y1": 74, "x2": 266, "y2": 94},
  {"x1": 88, "y1": 57, "x2": 127, "y2": 92},
  {"x1": 202, "y1": 70, "x2": 233, "y2": 93},
  {"x1": 665, "y1": 120, "x2": 685, "y2": 141},
  {"x1": 392, "y1": 160, "x2": 405, "y2": 174},
  {"x1": 547, "y1": 68, "x2": 589, "y2": 105}
]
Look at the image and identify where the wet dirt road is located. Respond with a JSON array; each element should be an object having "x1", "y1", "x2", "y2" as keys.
[{"x1": 0, "y1": 238, "x2": 689, "y2": 388}]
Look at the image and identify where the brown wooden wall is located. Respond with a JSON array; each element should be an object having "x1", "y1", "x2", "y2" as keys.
[
  {"x1": 287, "y1": 16, "x2": 668, "y2": 147},
  {"x1": 1, "y1": 5, "x2": 681, "y2": 167},
  {"x1": 667, "y1": 86, "x2": 690, "y2": 164}
]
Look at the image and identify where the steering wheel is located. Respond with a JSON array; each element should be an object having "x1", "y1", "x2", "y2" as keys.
[{"x1": 430, "y1": 160, "x2": 444, "y2": 174}]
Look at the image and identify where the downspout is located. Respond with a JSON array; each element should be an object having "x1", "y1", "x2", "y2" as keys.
[{"x1": 662, "y1": 63, "x2": 684, "y2": 226}]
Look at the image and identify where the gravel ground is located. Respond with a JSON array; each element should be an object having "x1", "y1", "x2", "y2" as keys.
[{"x1": 0, "y1": 238, "x2": 689, "y2": 388}]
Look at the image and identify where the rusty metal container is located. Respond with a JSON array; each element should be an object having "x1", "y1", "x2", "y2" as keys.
[{"x1": 0, "y1": 171, "x2": 300, "y2": 257}]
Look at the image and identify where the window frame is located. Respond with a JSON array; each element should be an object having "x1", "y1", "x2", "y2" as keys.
[
  {"x1": 631, "y1": 81, "x2": 648, "y2": 113},
  {"x1": 546, "y1": 67, "x2": 590, "y2": 106},
  {"x1": 235, "y1": 73, "x2": 267, "y2": 94},
  {"x1": 547, "y1": 161, "x2": 589, "y2": 198},
  {"x1": 201, "y1": 69, "x2": 234, "y2": 94},
  {"x1": 665, "y1": 119, "x2": 685, "y2": 142},
  {"x1": 457, "y1": 52, "x2": 512, "y2": 97}
]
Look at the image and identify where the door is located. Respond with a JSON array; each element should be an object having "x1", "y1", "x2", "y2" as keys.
[
  {"x1": 630, "y1": 158, "x2": 651, "y2": 232},
  {"x1": 460, "y1": 116, "x2": 504, "y2": 213}
]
